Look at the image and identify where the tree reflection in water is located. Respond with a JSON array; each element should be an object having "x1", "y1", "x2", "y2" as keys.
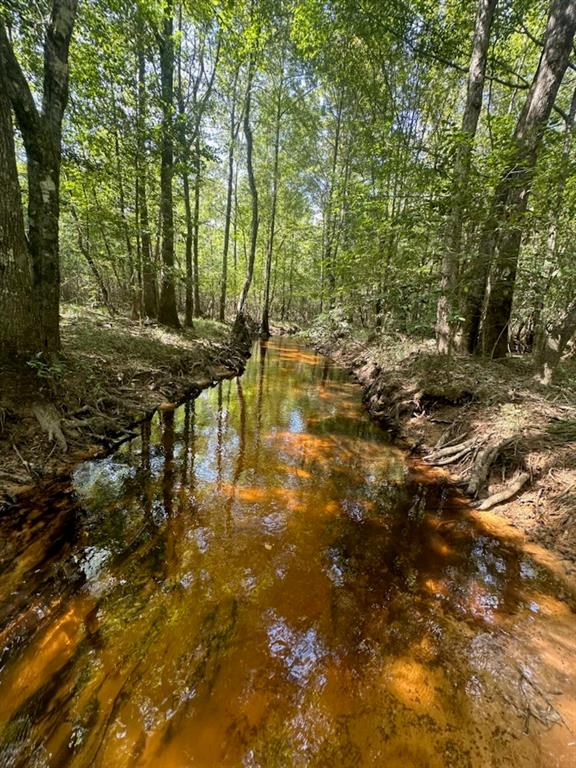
[{"x1": 0, "y1": 340, "x2": 574, "y2": 768}]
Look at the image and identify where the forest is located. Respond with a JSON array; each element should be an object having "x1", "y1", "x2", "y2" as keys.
[{"x1": 0, "y1": 0, "x2": 575, "y2": 376}]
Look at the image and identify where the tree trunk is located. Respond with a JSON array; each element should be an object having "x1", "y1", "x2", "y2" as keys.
[
  {"x1": 260, "y1": 66, "x2": 284, "y2": 339},
  {"x1": 236, "y1": 57, "x2": 258, "y2": 319},
  {"x1": 0, "y1": 58, "x2": 36, "y2": 354},
  {"x1": 136, "y1": 21, "x2": 158, "y2": 319},
  {"x1": 70, "y1": 206, "x2": 113, "y2": 313},
  {"x1": 220, "y1": 69, "x2": 240, "y2": 323},
  {"x1": 537, "y1": 299, "x2": 576, "y2": 383},
  {"x1": 182, "y1": 171, "x2": 194, "y2": 327},
  {"x1": 192, "y1": 133, "x2": 201, "y2": 318},
  {"x1": 436, "y1": 0, "x2": 497, "y2": 354},
  {"x1": 463, "y1": 207, "x2": 496, "y2": 353},
  {"x1": 482, "y1": 0, "x2": 576, "y2": 358},
  {"x1": 323, "y1": 92, "x2": 343, "y2": 308},
  {"x1": 157, "y1": 0, "x2": 180, "y2": 329},
  {"x1": 0, "y1": 0, "x2": 78, "y2": 355},
  {"x1": 112, "y1": 90, "x2": 139, "y2": 318},
  {"x1": 176, "y1": 10, "x2": 194, "y2": 328}
]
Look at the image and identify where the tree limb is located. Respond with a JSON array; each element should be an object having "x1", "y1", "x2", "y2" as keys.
[{"x1": 0, "y1": 20, "x2": 43, "y2": 154}]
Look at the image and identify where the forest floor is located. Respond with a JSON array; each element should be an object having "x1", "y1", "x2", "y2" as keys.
[
  {"x1": 309, "y1": 323, "x2": 576, "y2": 574},
  {"x1": 0, "y1": 305, "x2": 250, "y2": 502}
]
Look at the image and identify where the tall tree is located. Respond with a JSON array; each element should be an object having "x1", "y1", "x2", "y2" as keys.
[
  {"x1": 219, "y1": 65, "x2": 240, "y2": 322},
  {"x1": 0, "y1": 0, "x2": 78, "y2": 354},
  {"x1": 0, "y1": 50, "x2": 35, "y2": 353},
  {"x1": 436, "y1": 0, "x2": 497, "y2": 354},
  {"x1": 481, "y1": 0, "x2": 576, "y2": 358},
  {"x1": 236, "y1": 55, "x2": 259, "y2": 318},
  {"x1": 136, "y1": 13, "x2": 159, "y2": 318},
  {"x1": 157, "y1": 0, "x2": 181, "y2": 328},
  {"x1": 260, "y1": 53, "x2": 285, "y2": 338}
]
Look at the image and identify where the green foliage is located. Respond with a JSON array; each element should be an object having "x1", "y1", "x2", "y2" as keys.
[
  {"x1": 6, "y1": 0, "x2": 575, "y2": 358},
  {"x1": 26, "y1": 353, "x2": 66, "y2": 381}
]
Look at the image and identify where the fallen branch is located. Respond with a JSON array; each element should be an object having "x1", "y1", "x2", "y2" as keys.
[{"x1": 477, "y1": 472, "x2": 530, "y2": 510}]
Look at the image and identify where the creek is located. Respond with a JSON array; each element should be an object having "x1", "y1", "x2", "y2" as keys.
[{"x1": 0, "y1": 340, "x2": 575, "y2": 767}]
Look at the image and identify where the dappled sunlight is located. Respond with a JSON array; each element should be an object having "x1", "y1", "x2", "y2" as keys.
[
  {"x1": 385, "y1": 656, "x2": 444, "y2": 716},
  {"x1": 220, "y1": 483, "x2": 306, "y2": 513},
  {"x1": 0, "y1": 595, "x2": 92, "y2": 721}
]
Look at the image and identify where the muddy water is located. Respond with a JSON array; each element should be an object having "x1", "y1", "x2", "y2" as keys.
[{"x1": 0, "y1": 340, "x2": 575, "y2": 768}]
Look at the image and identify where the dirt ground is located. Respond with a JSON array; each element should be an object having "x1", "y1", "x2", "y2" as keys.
[
  {"x1": 0, "y1": 306, "x2": 250, "y2": 502},
  {"x1": 311, "y1": 329, "x2": 576, "y2": 575}
]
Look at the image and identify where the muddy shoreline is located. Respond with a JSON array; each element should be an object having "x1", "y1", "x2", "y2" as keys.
[
  {"x1": 314, "y1": 334, "x2": 576, "y2": 574},
  {"x1": 0, "y1": 308, "x2": 252, "y2": 505}
]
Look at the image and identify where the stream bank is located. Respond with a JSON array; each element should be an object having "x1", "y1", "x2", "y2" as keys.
[
  {"x1": 0, "y1": 305, "x2": 251, "y2": 502},
  {"x1": 310, "y1": 326, "x2": 576, "y2": 573}
]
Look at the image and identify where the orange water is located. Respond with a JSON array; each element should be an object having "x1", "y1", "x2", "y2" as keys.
[{"x1": 0, "y1": 340, "x2": 575, "y2": 767}]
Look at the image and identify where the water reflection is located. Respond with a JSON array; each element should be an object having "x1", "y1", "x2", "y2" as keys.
[{"x1": 0, "y1": 340, "x2": 575, "y2": 767}]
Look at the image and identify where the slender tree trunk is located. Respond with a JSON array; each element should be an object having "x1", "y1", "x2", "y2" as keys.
[
  {"x1": 70, "y1": 206, "x2": 113, "y2": 313},
  {"x1": 236, "y1": 56, "x2": 258, "y2": 319},
  {"x1": 436, "y1": 0, "x2": 497, "y2": 354},
  {"x1": 220, "y1": 68, "x2": 239, "y2": 323},
  {"x1": 482, "y1": 0, "x2": 576, "y2": 358},
  {"x1": 112, "y1": 91, "x2": 139, "y2": 317},
  {"x1": 136, "y1": 26, "x2": 158, "y2": 319},
  {"x1": 176, "y1": 10, "x2": 194, "y2": 328},
  {"x1": 157, "y1": 0, "x2": 180, "y2": 328},
  {"x1": 260, "y1": 67, "x2": 284, "y2": 339},
  {"x1": 182, "y1": 171, "x2": 194, "y2": 326},
  {"x1": 192, "y1": 133, "x2": 201, "y2": 317},
  {"x1": 323, "y1": 92, "x2": 343, "y2": 308},
  {"x1": 0, "y1": 0, "x2": 78, "y2": 355},
  {"x1": 0, "y1": 59, "x2": 36, "y2": 354}
]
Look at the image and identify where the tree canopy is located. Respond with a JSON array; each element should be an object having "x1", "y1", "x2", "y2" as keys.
[{"x1": 2, "y1": 0, "x2": 576, "y2": 380}]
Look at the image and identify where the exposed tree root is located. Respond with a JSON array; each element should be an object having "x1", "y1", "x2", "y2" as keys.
[
  {"x1": 477, "y1": 472, "x2": 531, "y2": 510},
  {"x1": 426, "y1": 437, "x2": 479, "y2": 464},
  {"x1": 32, "y1": 404, "x2": 68, "y2": 452},
  {"x1": 467, "y1": 438, "x2": 514, "y2": 497}
]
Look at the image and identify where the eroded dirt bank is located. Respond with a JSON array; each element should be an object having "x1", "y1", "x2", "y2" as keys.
[
  {"x1": 0, "y1": 306, "x2": 251, "y2": 502},
  {"x1": 311, "y1": 331, "x2": 576, "y2": 574}
]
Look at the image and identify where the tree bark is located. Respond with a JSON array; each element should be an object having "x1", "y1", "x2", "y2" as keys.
[
  {"x1": 0, "y1": 56, "x2": 36, "y2": 354},
  {"x1": 0, "y1": 0, "x2": 78, "y2": 355},
  {"x1": 537, "y1": 299, "x2": 576, "y2": 383},
  {"x1": 112, "y1": 89, "x2": 139, "y2": 317},
  {"x1": 323, "y1": 92, "x2": 343, "y2": 308},
  {"x1": 436, "y1": 0, "x2": 497, "y2": 354},
  {"x1": 236, "y1": 56, "x2": 258, "y2": 319},
  {"x1": 482, "y1": 0, "x2": 576, "y2": 358},
  {"x1": 260, "y1": 65, "x2": 284, "y2": 339},
  {"x1": 182, "y1": 171, "x2": 194, "y2": 327},
  {"x1": 136, "y1": 34, "x2": 158, "y2": 319},
  {"x1": 192, "y1": 133, "x2": 201, "y2": 318},
  {"x1": 157, "y1": 0, "x2": 181, "y2": 328},
  {"x1": 219, "y1": 69, "x2": 240, "y2": 323},
  {"x1": 463, "y1": 207, "x2": 496, "y2": 353}
]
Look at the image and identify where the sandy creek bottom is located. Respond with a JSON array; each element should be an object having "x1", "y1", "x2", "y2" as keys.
[{"x1": 0, "y1": 340, "x2": 575, "y2": 768}]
